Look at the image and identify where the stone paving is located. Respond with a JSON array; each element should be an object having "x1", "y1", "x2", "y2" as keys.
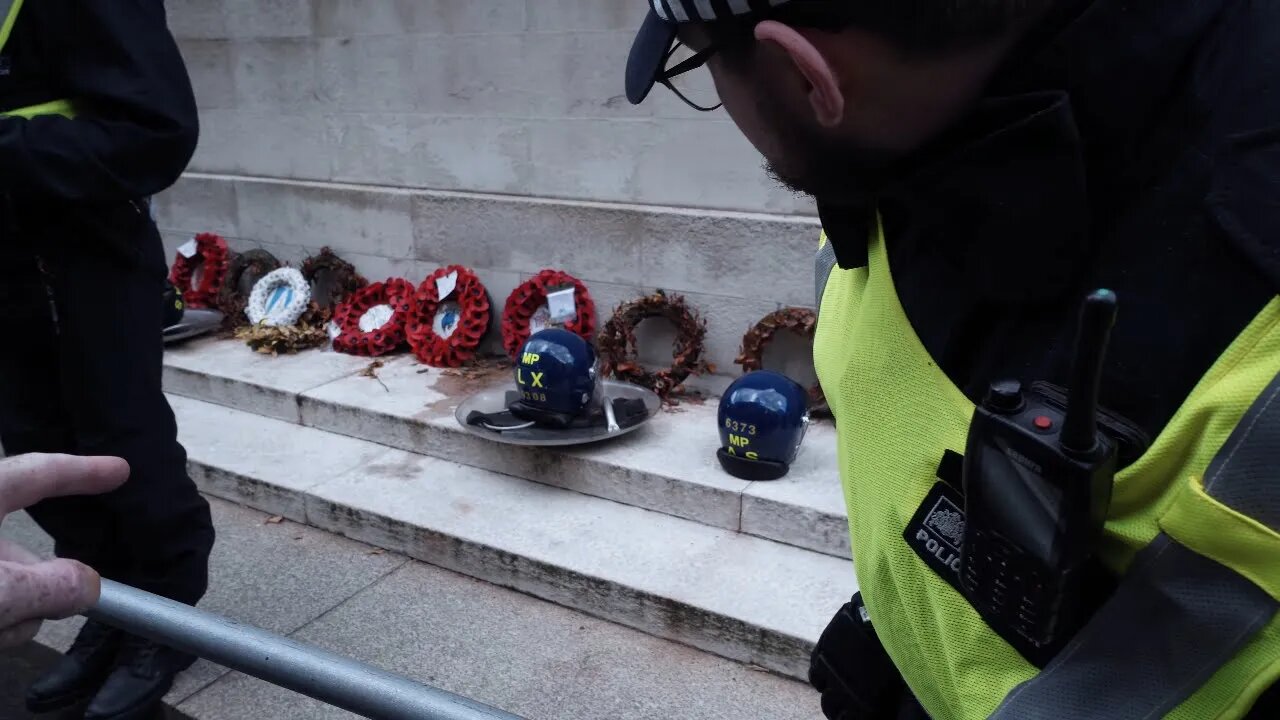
[{"x1": 1, "y1": 498, "x2": 822, "y2": 720}]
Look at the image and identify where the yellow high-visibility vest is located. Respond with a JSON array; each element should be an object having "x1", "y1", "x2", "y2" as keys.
[{"x1": 814, "y1": 220, "x2": 1280, "y2": 719}]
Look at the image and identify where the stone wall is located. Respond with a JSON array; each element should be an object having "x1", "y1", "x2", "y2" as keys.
[
  {"x1": 157, "y1": 0, "x2": 821, "y2": 382},
  {"x1": 166, "y1": 0, "x2": 814, "y2": 214}
]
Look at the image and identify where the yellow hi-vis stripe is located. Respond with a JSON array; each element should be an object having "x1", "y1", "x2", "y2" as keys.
[
  {"x1": 0, "y1": 0, "x2": 24, "y2": 54},
  {"x1": 1, "y1": 98, "x2": 76, "y2": 118},
  {"x1": 0, "y1": 0, "x2": 77, "y2": 119}
]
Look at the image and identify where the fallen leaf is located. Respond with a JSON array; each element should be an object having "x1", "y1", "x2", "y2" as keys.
[
  {"x1": 264, "y1": 515, "x2": 284, "y2": 524},
  {"x1": 366, "y1": 549, "x2": 386, "y2": 556},
  {"x1": 360, "y1": 360, "x2": 390, "y2": 392},
  {"x1": 359, "y1": 359, "x2": 386, "y2": 378}
]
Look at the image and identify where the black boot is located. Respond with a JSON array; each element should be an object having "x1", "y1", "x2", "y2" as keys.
[
  {"x1": 25, "y1": 620, "x2": 123, "y2": 713},
  {"x1": 83, "y1": 634, "x2": 196, "y2": 720}
]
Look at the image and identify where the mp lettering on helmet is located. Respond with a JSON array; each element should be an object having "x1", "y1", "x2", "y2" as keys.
[{"x1": 726, "y1": 424, "x2": 758, "y2": 459}]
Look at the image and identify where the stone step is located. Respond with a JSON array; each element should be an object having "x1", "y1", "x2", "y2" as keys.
[
  {"x1": 163, "y1": 338, "x2": 851, "y2": 560},
  {"x1": 4, "y1": 497, "x2": 823, "y2": 720},
  {"x1": 168, "y1": 394, "x2": 857, "y2": 681}
]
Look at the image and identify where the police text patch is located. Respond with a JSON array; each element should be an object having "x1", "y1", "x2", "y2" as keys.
[{"x1": 903, "y1": 481, "x2": 967, "y2": 598}]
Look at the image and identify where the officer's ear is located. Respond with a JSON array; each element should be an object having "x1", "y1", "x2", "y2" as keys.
[{"x1": 753, "y1": 20, "x2": 845, "y2": 128}]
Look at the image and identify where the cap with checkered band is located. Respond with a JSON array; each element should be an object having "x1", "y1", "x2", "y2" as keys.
[{"x1": 626, "y1": 1, "x2": 797, "y2": 105}]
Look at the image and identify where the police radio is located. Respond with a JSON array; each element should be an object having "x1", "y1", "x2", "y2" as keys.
[{"x1": 959, "y1": 289, "x2": 1120, "y2": 655}]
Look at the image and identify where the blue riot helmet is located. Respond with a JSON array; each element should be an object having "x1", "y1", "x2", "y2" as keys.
[
  {"x1": 509, "y1": 328, "x2": 599, "y2": 428},
  {"x1": 717, "y1": 371, "x2": 810, "y2": 481}
]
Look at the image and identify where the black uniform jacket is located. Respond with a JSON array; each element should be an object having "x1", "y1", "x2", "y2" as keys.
[
  {"x1": 0, "y1": 0, "x2": 196, "y2": 261},
  {"x1": 818, "y1": 0, "x2": 1279, "y2": 443}
]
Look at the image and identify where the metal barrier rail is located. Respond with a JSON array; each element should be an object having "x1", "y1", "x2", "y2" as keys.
[{"x1": 88, "y1": 580, "x2": 526, "y2": 720}]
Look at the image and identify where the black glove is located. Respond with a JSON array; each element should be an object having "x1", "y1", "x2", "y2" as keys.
[{"x1": 809, "y1": 593, "x2": 908, "y2": 720}]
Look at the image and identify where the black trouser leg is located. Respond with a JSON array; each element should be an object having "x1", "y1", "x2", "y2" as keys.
[
  {"x1": 1, "y1": 204, "x2": 213, "y2": 605},
  {"x1": 0, "y1": 241, "x2": 132, "y2": 581}
]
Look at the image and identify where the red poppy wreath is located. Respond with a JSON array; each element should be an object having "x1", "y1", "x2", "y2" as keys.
[
  {"x1": 406, "y1": 265, "x2": 491, "y2": 368},
  {"x1": 500, "y1": 269, "x2": 596, "y2": 359},
  {"x1": 331, "y1": 278, "x2": 416, "y2": 357},
  {"x1": 168, "y1": 233, "x2": 230, "y2": 308}
]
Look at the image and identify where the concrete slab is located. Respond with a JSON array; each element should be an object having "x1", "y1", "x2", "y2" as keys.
[
  {"x1": 313, "y1": 0, "x2": 528, "y2": 37},
  {"x1": 304, "y1": 450, "x2": 857, "y2": 679},
  {"x1": 407, "y1": 187, "x2": 817, "y2": 294},
  {"x1": 527, "y1": 0, "x2": 648, "y2": 32},
  {"x1": 176, "y1": 40, "x2": 237, "y2": 112},
  {"x1": 338, "y1": 251, "x2": 420, "y2": 286},
  {"x1": 234, "y1": 178, "x2": 415, "y2": 261},
  {"x1": 741, "y1": 424, "x2": 850, "y2": 558},
  {"x1": 189, "y1": 111, "x2": 332, "y2": 180},
  {"x1": 233, "y1": 39, "x2": 320, "y2": 111},
  {"x1": 410, "y1": 190, "x2": 648, "y2": 286},
  {"x1": 161, "y1": 496, "x2": 407, "y2": 702},
  {"x1": 3, "y1": 498, "x2": 406, "y2": 706},
  {"x1": 315, "y1": 35, "x2": 421, "y2": 114},
  {"x1": 163, "y1": 337, "x2": 370, "y2": 423},
  {"x1": 172, "y1": 395, "x2": 390, "y2": 521},
  {"x1": 224, "y1": 0, "x2": 314, "y2": 40},
  {"x1": 326, "y1": 113, "x2": 534, "y2": 195},
  {"x1": 524, "y1": 115, "x2": 815, "y2": 216},
  {"x1": 634, "y1": 208, "x2": 818, "y2": 308},
  {"x1": 178, "y1": 561, "x2": 823, "y2": 720},
  {"x1": 152, "y1": 174, "x2": 239, "y2": 239}
]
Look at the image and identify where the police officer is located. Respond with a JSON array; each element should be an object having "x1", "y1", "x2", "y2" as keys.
[
  {"x1": 627, "y1": 1, "x2": 1277, "y2": 718},
  {"x1": 0, "y1": 1, "x2": 215, "y2": 718}
]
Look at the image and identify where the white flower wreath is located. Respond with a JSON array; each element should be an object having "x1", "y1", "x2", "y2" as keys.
[{"x1": 246, "y1": 268, "x2": 311, "y2": 327}]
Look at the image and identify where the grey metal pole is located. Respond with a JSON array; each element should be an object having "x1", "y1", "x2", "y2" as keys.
[{"x1": 88, "y1": 580, "x2": 525, "y2": 720}]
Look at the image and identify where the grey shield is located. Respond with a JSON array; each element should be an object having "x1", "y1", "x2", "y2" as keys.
[{"x1": 163, "y1": 308, "x2": 224, "y2": 344}]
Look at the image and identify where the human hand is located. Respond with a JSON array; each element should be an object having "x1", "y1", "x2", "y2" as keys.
[{"x1": 0, "y1": 453, "x2": 128, "y2": 648}]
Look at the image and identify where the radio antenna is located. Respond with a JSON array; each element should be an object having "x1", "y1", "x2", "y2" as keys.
[{"x1": 1060, "y1": 289, "x2": 1119, "y2": 455}]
